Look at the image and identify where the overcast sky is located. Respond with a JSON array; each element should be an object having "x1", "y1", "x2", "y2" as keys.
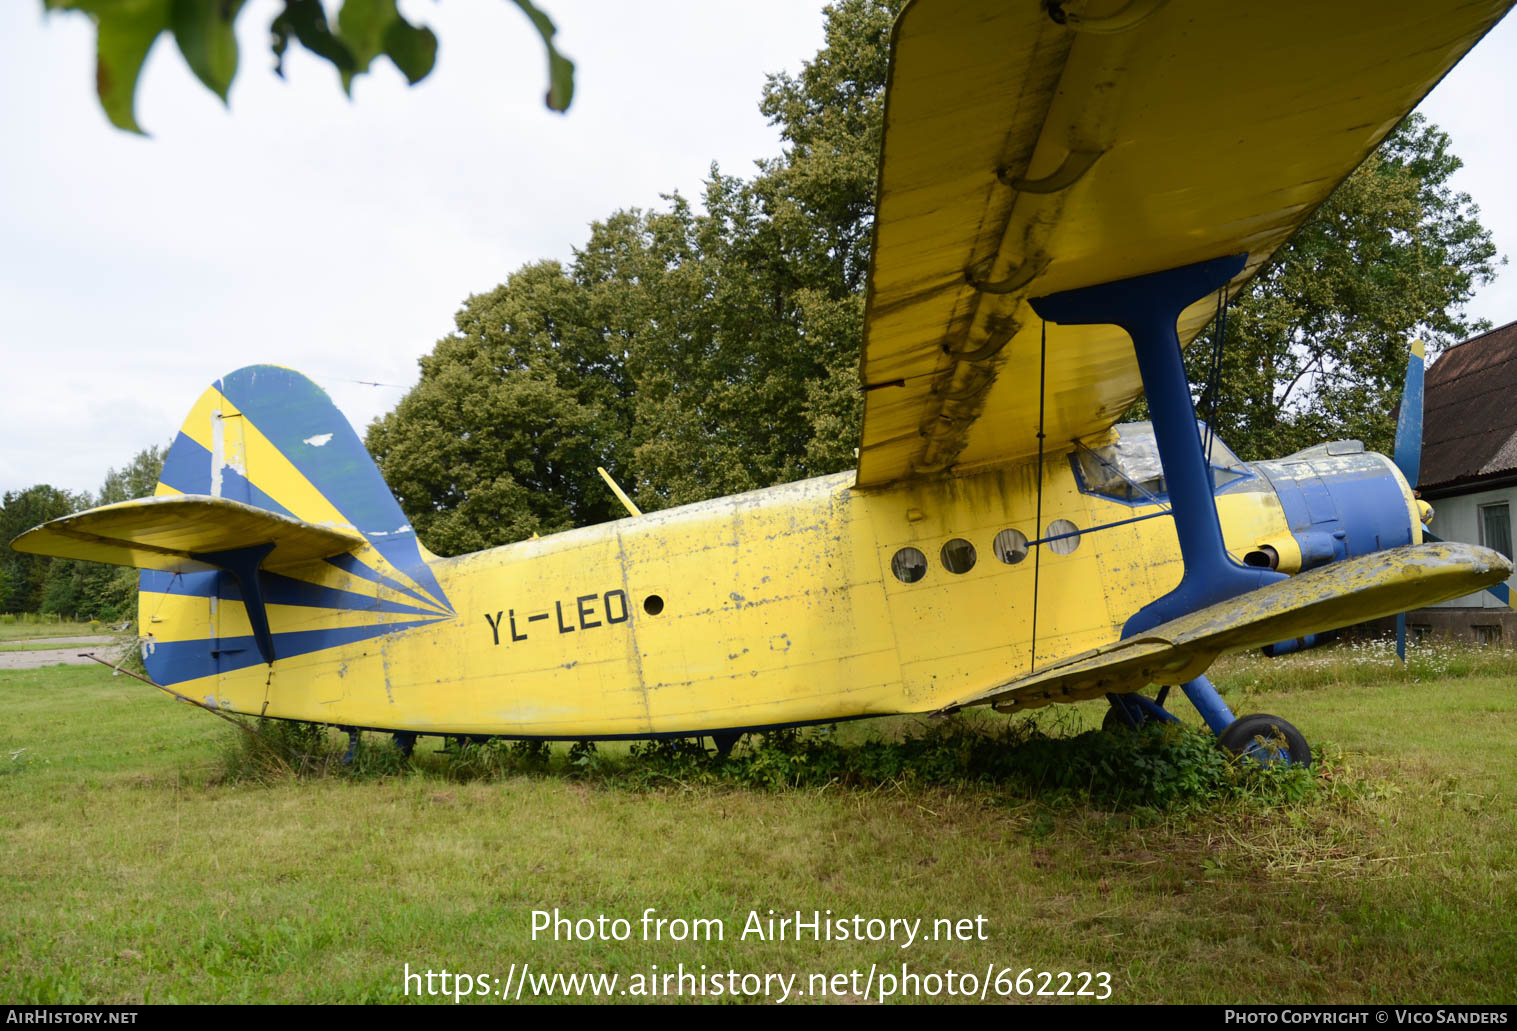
[{"x1": 2, "y1": 2, "x2": 1514, "y2": 498}]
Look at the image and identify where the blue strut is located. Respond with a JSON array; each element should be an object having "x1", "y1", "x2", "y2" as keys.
[
  {"x1": 193, "y1": 542, "x2": 278, "y2": 666},
  {"x1": 1030, "y1": 254, "x2": 1285, "y2": 733}
]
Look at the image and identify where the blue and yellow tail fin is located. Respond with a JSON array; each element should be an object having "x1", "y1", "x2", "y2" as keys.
[
  {"x1": 152, "y1": 365, "x2": 451, "y2": 603},
  {"x1": 9, "y1": 365, "x2": 456, "y2": 688},
  {"x1": 135, "y1": 366, "x2": 456, "y2": 685}
]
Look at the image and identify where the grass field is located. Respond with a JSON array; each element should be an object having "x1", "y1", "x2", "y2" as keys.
[
  {"x1": 0, "y1": 619, "x2": 109, "y2": 642},
  {"x1": 2, "y1": 643, "x2": 1514, "y2": 1005},
  {"x1": 0, "y1": 641, "x2": 107, "y2": 653}
]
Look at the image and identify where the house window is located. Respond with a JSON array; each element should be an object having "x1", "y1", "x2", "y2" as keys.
[
  {"x1": 1480, "y1": 503, "x2": 1512, "y2": 560},
  {"x1": 1473, "y1": 624, "x2": 1502, "y2": 646}
]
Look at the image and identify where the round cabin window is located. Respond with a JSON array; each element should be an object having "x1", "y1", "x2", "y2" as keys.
[
  {"x1": 993, "y1": 528, "x2": 1029, "y2": 564},
  {"x1": 940, "y1": 538, "x2": 977, "y2": 574},
  {"x1": 890, "y1": 547, "x2": 928, "y2": 584},
  {"x1": 1047, "y1": 519, "x2": 1081, "y2": 555}
]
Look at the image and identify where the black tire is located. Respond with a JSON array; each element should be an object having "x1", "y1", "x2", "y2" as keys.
[{"x1": 1217, "y1": 713, "x2": 1311, "y2": 767}]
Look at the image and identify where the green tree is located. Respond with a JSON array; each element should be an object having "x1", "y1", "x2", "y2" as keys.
[
  {"x1": 67, "y1": 445, "x2": 170, "y2": 620},
  {"x1": 0, "y1": 485, "x2": 85, "y2": 613},
  {"x1": 365, "y1": 259, "x2": 631, "y2": 554},
  {"x1": 44, "y1": 0, "x2": 573, "y2": 133},
  {"x1": 371, "y1": 0, "x2": 1499, "y2": 554},
  {"x1": 1192, "y1": 113, "x2": 1501, "y2": 461},
  {"x1": 2, "y1": 446, "x2": 167, "y2": 618},
  {"x1": 39, "y1": 555, "x2": 124, "y2": 620},
  {"x1": 97, "y1": 445, "x2": 170, "y2": 505},
  {"x1": 367, "y1": 0, "x2": 903, "y2": 554}
]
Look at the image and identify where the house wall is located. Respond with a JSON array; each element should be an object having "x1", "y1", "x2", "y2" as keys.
[
  {"x1": 1425, "y1": 483, "x2": 1517, "y2": 608},
  {"x1": 1353, "y1": 609, "x2": 1517, "y2": 647}
]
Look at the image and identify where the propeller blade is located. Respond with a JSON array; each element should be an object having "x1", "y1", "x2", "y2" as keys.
[
  {"x1": 1393, "y1": 338, "x2": 1425, "y2": 487},
  {"x1": 1390, "y1": 339, "x2": 1427, "y2": 663}
]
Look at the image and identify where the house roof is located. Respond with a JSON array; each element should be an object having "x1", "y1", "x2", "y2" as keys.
[{"x1": 1421, "y1": 319, "x2": 1517, "y2": 495}]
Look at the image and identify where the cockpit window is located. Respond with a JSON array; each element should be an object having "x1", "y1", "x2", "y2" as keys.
[{"x1": 1073, "y1": 422, "x2": 1248, "y2": 504}]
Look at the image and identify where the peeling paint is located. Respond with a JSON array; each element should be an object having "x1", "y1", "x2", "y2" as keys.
[{"x1": 210, "y1": 410, "x2": 224, "y2": 498}]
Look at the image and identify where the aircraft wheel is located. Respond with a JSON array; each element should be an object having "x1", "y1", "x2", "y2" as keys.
[{"x1": 1217, "y1": 713, "x2": 1311, "y2": 768}]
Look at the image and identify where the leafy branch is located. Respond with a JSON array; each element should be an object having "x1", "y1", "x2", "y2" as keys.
[{"x1": 43, "y1": 0, "x2": 575, "y2": 134}]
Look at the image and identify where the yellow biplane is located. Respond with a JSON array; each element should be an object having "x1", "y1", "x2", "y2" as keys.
[{"x1": 14, "y1": 0, "x2": 1515, "y2": 764}]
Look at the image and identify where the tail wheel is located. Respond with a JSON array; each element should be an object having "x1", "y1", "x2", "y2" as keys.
[{"x1": 1217, "y1": 713, "x2": 1311, "y2": 767}]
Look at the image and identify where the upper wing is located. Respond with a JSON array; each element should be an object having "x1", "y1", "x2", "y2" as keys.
[{"x1": 856, "y1": 0, "x2": 1512, "y2": 488}]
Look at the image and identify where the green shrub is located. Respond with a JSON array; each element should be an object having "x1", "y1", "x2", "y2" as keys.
[
  {"x1": 616, "y1": 720, "x2": 1322, "y2": 810},
  {"x1": 212, "y1": 713, "x2": 1328, "y2": 812}
]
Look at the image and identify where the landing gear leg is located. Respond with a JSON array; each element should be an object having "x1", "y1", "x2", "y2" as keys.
[
  {"x1": 1181, "y1": 675, "x2": 1312, "y2": 766},
  {"x1": 1179, "y1": 674, "x2": 1235, "y2": 735},
  {"x1": 392, "y1": 732, "x2": 417, "y2": 758},
  {"x1": 711, "y1": 731, "x2": 741, "y2": 757},
  {"x1": 1102, "y1": 689, "x2": 1178, "y2": 731},
  {"x1": 340, "y1": 726, "x2": 360, "y2": 765}
]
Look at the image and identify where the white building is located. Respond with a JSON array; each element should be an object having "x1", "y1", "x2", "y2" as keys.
[{"x1": 1411, "y1": 319, "x2": 1517, "y2": 643}]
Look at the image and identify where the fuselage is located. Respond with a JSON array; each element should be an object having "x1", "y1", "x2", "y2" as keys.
[{"x1": 153, "y1": 425, "x2": 1418, "y2": 738}]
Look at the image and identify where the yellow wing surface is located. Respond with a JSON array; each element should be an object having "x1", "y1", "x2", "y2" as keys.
[
  {"x1": 10, "y1": 495, "x2": 364, "y2": 575},
  {"x1": 856, "y1": 0, "x2": 1513, "y2": 488},
  {"x1": 940, "y1": 541, "x2": 1513, "y2": 714}
]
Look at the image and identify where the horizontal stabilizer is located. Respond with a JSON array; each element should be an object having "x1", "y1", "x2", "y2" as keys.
[
  {"x1": 10, "y1": 495, "x2": 365, "y2": 574},
  {"x1": 940, "y1": 541, "x2": 1512, "y2": 715}
]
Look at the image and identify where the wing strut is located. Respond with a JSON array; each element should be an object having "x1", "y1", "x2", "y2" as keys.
[
  {"x1": 1030, "y1": 254, "x2": 1282, "y2": 637},
  {"x1": 1029, "y1": 319, "x2": 1049, "y2": 672}
]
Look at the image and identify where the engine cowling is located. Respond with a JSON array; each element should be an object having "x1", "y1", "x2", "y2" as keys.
[{"x1": 1246, "y1": 441, "x2": 1419, "y2": 574}]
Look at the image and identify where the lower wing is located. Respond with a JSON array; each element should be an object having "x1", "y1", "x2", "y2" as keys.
[{"x1": 939, "y1": 541, "x2": 1511, "y2": 714}]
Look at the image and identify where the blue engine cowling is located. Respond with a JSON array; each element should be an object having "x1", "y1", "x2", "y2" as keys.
[{"x1": 1246, "y1": 441, "x2": 1419, "y2": 574}]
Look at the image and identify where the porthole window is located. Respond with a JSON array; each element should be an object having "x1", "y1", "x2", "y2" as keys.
[
  {"x1": 993, "y1": 528, "x2": 1029, "y2": 564},
  {"x1": 643, "y1": 594, "x2": 665, "y2": 615},
  {"x1": 941, "y1": 538, "x2": 977, "y2": 574},
  {"x1": 1047, "y1": 519, "x2": 1081, "y2": 555},
  {"x1": 891, "y1": 547, "x2": 928, "y2": 584}
]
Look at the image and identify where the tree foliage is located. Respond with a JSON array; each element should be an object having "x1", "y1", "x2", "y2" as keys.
[
  {"x1": 44, "y1": 0, "x2": 573, "y2": 134},
  {"x1": 368, "y1": 0, "x2": 903, "y2": 555},
  {"x1": 0, "y1": 446, "x2": 166, "y2": 618},
  {"x1": 372, "y1": 0, "x2": 1497, "y2": 556},
  {"x1": 1192, "y1": 113, "x2": 1501, "y2": 460},
  {"x1": 0, "y1": 485, "x2": 84, "y2": 614}
]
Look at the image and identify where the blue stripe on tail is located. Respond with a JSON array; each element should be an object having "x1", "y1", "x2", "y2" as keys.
[
  {"x1": 141, "y1": 366, "x2": 455, "y2": 687},
  {"x1": 216, "y1": 366, "x2": 451, "y2": 612},
  {"x1": 139, "y1": 569, "x2": 444, "y2": 619},
  {"x1": 157, "y1": 435, "x2": 296, "y2": 518},
  {"x1": 148, "y1": 618, "x2": 452, "y2": 684}
]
